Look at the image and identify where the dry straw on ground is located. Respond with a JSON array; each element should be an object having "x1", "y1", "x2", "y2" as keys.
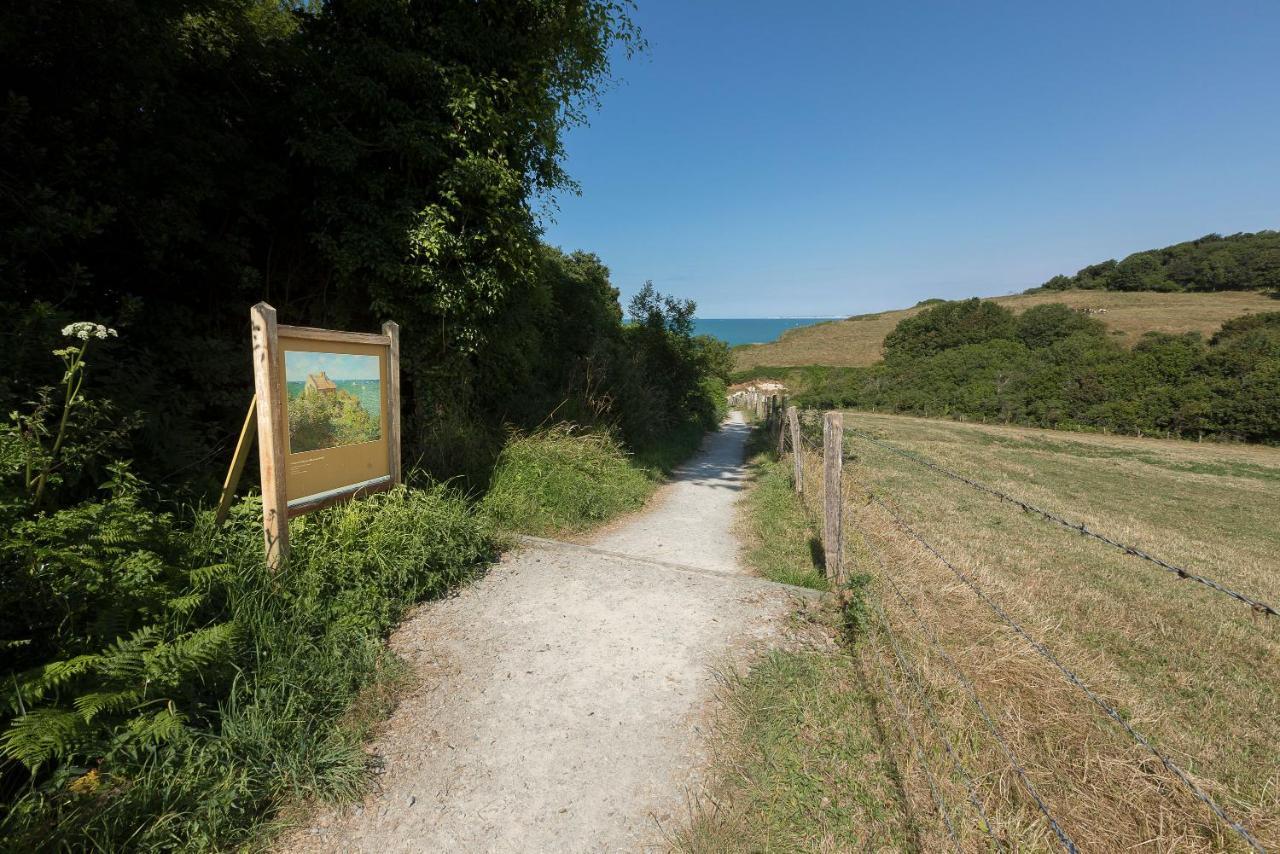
[{"x1": 792, "y1": 412, "x2": 1278, "y2": 850}]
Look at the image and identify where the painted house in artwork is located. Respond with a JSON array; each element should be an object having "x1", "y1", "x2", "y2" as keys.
[{"x1": 305, "y1": 371, "x2": 337, "y2": 395}]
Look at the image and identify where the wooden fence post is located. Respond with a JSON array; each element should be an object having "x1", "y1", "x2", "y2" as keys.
[
  {"x1": 250, "y1": 302, "x2": 289, "y2": 568},
  {"x1": 383, "y1": 320, "x2": 402, "y2": 486},
  {"x1": 823, "y1": 410, "x2": 844, "y2": 582},
  {"x1": 776, "y1": 398, "x2": 787, "y2": 456},
  {"x1": 788, "y1": 406, "x2": 803, "y2": 494}
]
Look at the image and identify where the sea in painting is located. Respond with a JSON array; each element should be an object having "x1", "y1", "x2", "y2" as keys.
[{"x1": 284, "y1": 351, "x2": 382, "y2": 453}]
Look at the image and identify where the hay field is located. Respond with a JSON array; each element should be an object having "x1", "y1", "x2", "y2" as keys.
[
  {"x1": 734, "y1": 290, "x2": 1277, "y2": 370},
  {"x1": 833, "y1": 412, "x2": 1280, "y2": 850}
]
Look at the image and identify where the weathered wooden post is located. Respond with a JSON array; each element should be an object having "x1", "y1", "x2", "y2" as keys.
[
  {"x1": 788, "y1": 406, "x2": 803, "y2": 494},
  {"x1": 250, "y1": 302, "x2": 289, "y2": 568},
  {"x1": 776, "y1": 398, "x2": 787, "y2": 456},
  {"x1": 823, "y1": 410, "x2": 844, "y2": 582}
]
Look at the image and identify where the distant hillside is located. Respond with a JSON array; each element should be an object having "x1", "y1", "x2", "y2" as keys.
[
  {"x1": 1036, "y1": 230, "x2": 1280, "y2": 293},
  {"x1": 734, "y1": 290, "x2": 1277, "y2": 371}
]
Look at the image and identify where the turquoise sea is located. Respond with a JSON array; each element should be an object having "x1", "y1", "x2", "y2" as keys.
[{"x1": 692, "y1": 317, "x2": 834, "y2": 347}]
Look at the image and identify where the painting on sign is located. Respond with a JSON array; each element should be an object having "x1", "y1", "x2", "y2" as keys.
[{"x1": 284, "y1": 351, "x2": 382, "y2": 453}]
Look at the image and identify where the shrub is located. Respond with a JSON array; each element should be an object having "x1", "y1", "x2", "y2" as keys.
[{"x1": 481, "y1": 425, "x2": 652, "y2": 535}]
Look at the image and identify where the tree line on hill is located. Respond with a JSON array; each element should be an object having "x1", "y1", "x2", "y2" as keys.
[
  {"x1": 1034, "y1": 230, "x2": 1280, "y2": 293},
  {"x1": 791, "y1": 299, "x2": 1280, "y2": 442}
]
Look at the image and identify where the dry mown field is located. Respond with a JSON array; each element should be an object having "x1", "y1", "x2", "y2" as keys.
[
  {"x1": 830, "y1": 412, "x2": 1280, "y2": 851},
  {"x1": 733, "y1": 290, "x2": 1278, "y2": 370}
]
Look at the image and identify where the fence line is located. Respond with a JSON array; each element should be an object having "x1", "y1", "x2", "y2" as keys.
[
  {"x1": 865, "y1": 627, "x2": 964, "y2": 850},
  {"x1": 741, "y1": 399, "x2": 1271, "y2": 851},
  {"x1": 863, "y1": 527, "x2": 1076, "y2": 853},
  {"x1": 868, "y1": 597, "x2": 1009, "y2": 850},
  {"x1": 842, "y1": 424, "x2": 1277, "y2": 618},
  {"x1": 863, "y1": 488, "x2": 1267, "y2": 854}
]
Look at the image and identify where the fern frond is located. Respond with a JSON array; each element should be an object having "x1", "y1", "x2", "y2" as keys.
[
  {"x1": 7, "y1": 655, "x2": 101, "y2": 713},
  {"x1": 0, "y1": 708, "x2": 92, "y2": 770},
  {"x1": 143, "y1": 622, "x2": 237, "y2": 683},
  {"x1": 165, "y1": 592, "x2": 205, "y2": 615},
  {"x1": 73, "y1": 689, "x2": 141, "y2": 722},
  {"x1": 95, "y1": 626, "x2": 159, "y2": 681},
  {"x1": 189, "y1": 562, "x2": 234, "y2": 588},
  {"x1": 127, "y1": 703, "x2": 187, "y2": 747}
]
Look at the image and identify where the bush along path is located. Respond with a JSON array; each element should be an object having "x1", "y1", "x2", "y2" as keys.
[{"x1": 282, "y1": 412, "x2": 817, "y2": 852}]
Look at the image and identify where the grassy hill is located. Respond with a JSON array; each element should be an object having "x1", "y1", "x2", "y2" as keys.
[{"x1": 734, "y1": 289, "x2": 1277, "y2": 371}]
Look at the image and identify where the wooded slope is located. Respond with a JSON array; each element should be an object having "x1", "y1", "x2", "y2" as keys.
[{"x1": 734, "y1": 290, "x2": 1277, "y2": 370}]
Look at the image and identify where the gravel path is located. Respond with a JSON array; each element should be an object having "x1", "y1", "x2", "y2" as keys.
[{"x1": 283, "y1": 412, "x2": 806, "y2": 853}]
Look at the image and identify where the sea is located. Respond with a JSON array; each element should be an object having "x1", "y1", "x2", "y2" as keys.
[
  {"x1": 692, "y1": 318, "x2": 833, "y2": 347},
  {"x1": 286, "y1": 378, "x2": 382, "y2": 418}
]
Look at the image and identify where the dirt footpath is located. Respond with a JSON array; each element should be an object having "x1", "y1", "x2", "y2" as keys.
[{"x1": 283, "y1": 413, "x2": 808, "y2": 853}]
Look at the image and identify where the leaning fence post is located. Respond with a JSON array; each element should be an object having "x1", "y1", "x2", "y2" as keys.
[
  {"x1": 823, "y1": 410, "x2": 844, "y2": 582},
  {"x1": 788, "y1": 406, "x2": 803, "y2": 494}
]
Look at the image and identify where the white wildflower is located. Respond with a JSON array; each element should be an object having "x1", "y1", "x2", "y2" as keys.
[{"x1": 61, "y1": 322, "x2": 118, "y2": 341}]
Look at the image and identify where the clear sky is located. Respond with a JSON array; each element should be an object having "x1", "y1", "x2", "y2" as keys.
[
  {"x1": 285, "y1": 351, "x2": 379, "y2": 382},
  {"x1": 539, "y1": 0, "x2": 1280, "y2": 318}
]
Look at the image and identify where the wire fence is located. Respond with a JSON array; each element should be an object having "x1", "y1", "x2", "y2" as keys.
[
  {"x1": 864, "y1": 488, "x2": 1266, "y2": 853},
  {"x1": 842, "y1": 423, "x2": 1278, "y2": 618},
  {"x1": 732, "y1": 393, "x2": 1272, "y2": 852}
]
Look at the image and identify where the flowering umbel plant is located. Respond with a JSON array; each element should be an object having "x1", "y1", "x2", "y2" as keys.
[
  {"x1": 16, "y1": 322, "x2": 119, "y2": 502},
  {"x1": 60, "y1": 322, "x2": 118, "y2": 341}
]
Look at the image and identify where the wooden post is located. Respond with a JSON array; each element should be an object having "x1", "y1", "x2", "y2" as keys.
[
  {"x1": 214, "y1": 395, "x2": 258, "y2": 525},
  {"x1": 776, "y1": 400, "x2": 787, "y2": 456},
  {"x1": 823, "y1": 410, "x2": 844, "y2": 582},
  {"x1": 251, "y1": 302, "x2": 289, "y2": 568},
  {"x1": 383, "y1": 320, "x2": 402, "y2": 486},
  {"x1": 788, "y1": 406, "x2": 803, "y2": 494}
]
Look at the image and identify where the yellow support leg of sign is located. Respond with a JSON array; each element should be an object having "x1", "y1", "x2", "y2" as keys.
[{"x1": 215, "y1": 394, "x2": 258, "y2": 526}]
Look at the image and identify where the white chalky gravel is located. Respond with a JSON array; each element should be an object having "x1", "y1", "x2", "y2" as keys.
[{"x1": 281, "y1": 412, "x2": 806, "y2": 853}]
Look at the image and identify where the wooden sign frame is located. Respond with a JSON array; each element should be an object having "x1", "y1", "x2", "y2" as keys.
[{"x1": 250, "y1": 302, "x2": 401, "y2": 566}]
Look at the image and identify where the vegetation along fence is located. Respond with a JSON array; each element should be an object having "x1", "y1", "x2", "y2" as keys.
[{"x1": 730, "y1": 389, "x2": 1277, "y2": 851}]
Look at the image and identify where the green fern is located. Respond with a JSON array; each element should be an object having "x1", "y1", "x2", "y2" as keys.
[
  {"x1": 0, "y1": 708, "x2": 91, "y2": 769},
  {"x1": 2, "y1": 620, "x2": 237, "y2": 770}
]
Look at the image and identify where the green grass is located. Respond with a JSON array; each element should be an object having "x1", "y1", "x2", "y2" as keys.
[
  {"x1": 674, "y1": 645, "x2": 909, "y2": 852},
  {"x1": 737, "y1": 447, "x2": 828, "y2": 591},
  {"x1": 481, "y1": 422, "x2": 713, "y2": 536},
  {"x1": 480, "y1": 425, "x2": 655, "y2": 536}
]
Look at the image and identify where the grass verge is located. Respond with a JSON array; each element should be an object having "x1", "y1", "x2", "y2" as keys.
[
  {"x1": 673, "y1": 613, "x2": 913, "y2": 852},
  {"x1": 481, "y1": 422, "x2": 709, "y2": 536},
  {"x1": 736, "y1": 431, "x2": 827, "y2": 590}
]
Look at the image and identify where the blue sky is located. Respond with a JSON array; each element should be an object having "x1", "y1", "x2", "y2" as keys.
[
  {"x1": 285, "y1": 351, "x2": 379, "y2": 383},
  {"x1": 539, "y1": 0, "x2": 1280, "y2": 318}
]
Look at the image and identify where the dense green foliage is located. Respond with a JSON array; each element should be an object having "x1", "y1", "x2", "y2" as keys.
[
  {"x1": 780, "y1": 299, "x2": 1280, "y2": 442},
  {"x1": 2, "y1": 378, "x2": 493, "y2": 848},
  {"x1": 0, "y1": 0, "x2": 719, "y2": 496},
  {"x1": 1035, "y1": 231, "x2": 1280, "y2": 293}
]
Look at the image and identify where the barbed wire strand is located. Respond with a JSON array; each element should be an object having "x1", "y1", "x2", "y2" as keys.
[
  {"x1": 866, "y1": 626, "x2": 964, "y2": 851},
  {"x1": 862, "y1": 488, "x2": 1268, "y2": 854},
  {"x1": 862, "y1": 526, "x2": 1073, "y2": 852},
  {"x1": 840, "y1": 423, "x2": 1277, "y2": 618},
  {"x1": 868, "y1": 598, "x2": 1011, "y2": 851}
]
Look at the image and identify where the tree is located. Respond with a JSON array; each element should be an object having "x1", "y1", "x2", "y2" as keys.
[{"x1": 882, "y1": 298, "x2": 1016, "y2": 360}]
